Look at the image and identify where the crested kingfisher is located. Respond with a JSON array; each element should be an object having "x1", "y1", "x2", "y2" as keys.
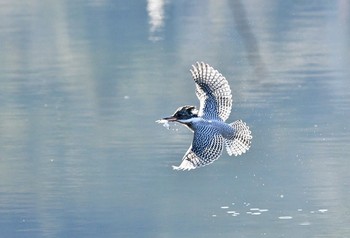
[{"x1": 157, "y1": 62, "x2": 252, "y2": 170}]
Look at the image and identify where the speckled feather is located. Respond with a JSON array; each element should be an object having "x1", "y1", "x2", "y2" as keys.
[
  {"x1": 190, "y1": 62, "x2": 232, "y2": 122},
  {"x1": 173, "y1": 125, "x2": 224, "y2": 170},
  {"x1": 225, "y1": 120, "x2": 252, "y2": 156}
]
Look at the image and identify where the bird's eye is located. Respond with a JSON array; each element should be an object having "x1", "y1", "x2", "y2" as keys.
[{"x1": 176, "y1": 111, "x2": 184, "y2": 116}]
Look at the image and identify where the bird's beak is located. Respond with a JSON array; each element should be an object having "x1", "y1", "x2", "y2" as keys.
[{"x1": 162, "y1": 116, "x2": 178, "y2": 122}]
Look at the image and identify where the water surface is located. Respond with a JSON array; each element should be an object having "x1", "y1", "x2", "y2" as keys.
[{"x1": 1, "y1": 1, "x2": 349, "y2": 237}]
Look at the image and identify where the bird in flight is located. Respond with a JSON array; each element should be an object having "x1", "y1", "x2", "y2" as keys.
[{"x1": 157, "y1": 62, "x2": 252, "y2": 170}]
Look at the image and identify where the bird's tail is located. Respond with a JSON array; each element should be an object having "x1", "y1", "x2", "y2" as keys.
[{"x1": 225, "y1": 120, "x2": 252, "y2": 156}]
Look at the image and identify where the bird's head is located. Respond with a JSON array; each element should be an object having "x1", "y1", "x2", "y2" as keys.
[{"x1": 163, "y1": 105, "x2": 198, "y2": 123}]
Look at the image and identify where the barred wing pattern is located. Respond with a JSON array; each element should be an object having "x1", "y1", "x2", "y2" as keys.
[
  {"x1": 172, "y1": 126, "x2": 224, "y2": 170},
  {"x1": 225, "y1": 120, "x2": 252, "y2": 156},
  {"x1": 190, "y1": 62, "x2": 232, "y2": 122}
]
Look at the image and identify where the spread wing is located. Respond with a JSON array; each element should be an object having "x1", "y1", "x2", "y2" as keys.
[
  {"x1": 190, "y1": 62, "x2": 232, "y2": 121},
  {"x1": 172, "y1": 126, "x2": 224, "y2": 171}
]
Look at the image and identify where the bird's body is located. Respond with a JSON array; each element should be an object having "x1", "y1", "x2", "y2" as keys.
[
  {"x1": 158, "y1": 62, "x2": 252, "y2": 170},
  {"x1": 178, "y1": 117, "x2": 235, "y2": 139}
]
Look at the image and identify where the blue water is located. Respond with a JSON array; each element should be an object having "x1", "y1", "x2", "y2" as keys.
[{"x1": 1, "y1": 1, "x2": 349, "y2": 237}]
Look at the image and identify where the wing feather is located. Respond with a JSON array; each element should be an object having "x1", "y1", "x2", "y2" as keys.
[
  {"x1": 172, "y1": 126, "x2": 224, "y2": 170},
  {"x1": 190, "y1": 62, "x2": 232, "y2": 121}
]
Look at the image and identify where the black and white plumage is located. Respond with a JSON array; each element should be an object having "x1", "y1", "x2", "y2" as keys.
[
  {"x1": 159, "y1": 62, "x2": 252, "y2": 170},
  {"x1": 192, "y1": 62, "x2": 232, "y2": 122}
]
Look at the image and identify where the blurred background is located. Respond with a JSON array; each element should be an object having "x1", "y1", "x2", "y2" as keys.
[{"x1": 0, "y1": 0, "x2": 349, "y2": 237}]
